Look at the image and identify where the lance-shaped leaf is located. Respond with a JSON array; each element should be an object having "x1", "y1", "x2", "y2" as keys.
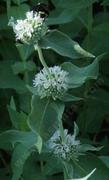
[
  {"x1": 59, "y1": 93, "x2": 83, "y2": 102},
  {"x1": 39, "y1": 30, "x2": 95, "y2": 59},
  {"x1": 61, "y1": 58, "x2": 99, "y2": 88},
  {"x1": 8, "y1": 106, "x2": 29, "y2": 130},
  {"x1": 75, "y1": 154, "x2": 109, "y2": 179},
  {"x1": 72, "y1": 168, "x2": 96, "y2": 180},
  {"x1": 0, "y1": 61, "x2": 27, "y2": 93},
  {"x1": 0, "y1": 130, "x2": 42, "y2": 180},
  {"x1": 11, "y1": 144, "x2": 33, "y2": 180},
  {"x1": 0, "y1": 130, "x2": 42, "y2": 153},
  {"x1": 28, "y1": 95, "x2": 65, "y2": 140},
  {"x1": 79, "y1": 144, "x2": 103, "y2": 153}
]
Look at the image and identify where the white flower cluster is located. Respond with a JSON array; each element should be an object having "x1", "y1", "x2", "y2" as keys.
[
  {"x1": 33, "y1": 66, "x2": 69, "y2": 100},
  {"x1": 48, "y1": 127, "x2": 80, "y2": 161},
  {"x1": 8, "y1": 11, "x2": 48, "y2": 44}
]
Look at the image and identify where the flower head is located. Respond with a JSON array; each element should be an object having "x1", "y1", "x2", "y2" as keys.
[
  {"x1": 47, "y1": 123, "x2": 81, "y2": 161},
  {"x1": 8, "y1": 11, "x2": 48, "y2": 44},
  {"x1": 33, "y1": 66, "x2": 69, "y2": 100}
]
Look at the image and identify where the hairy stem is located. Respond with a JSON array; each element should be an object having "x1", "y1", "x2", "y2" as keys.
[{"x1": 36, "y1": 44, "x2": 51, "y2": 79}]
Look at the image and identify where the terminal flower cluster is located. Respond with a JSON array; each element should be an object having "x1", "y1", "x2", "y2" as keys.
[
  {"x1": 48, "y1": 124, "x2": 81, "y2": 161},
  {"x1": 8, "y1": 11, "x2": 48, "y2": 44},
  {"x1": 33, "y1": 66, "x2": 69, "y2": 100}
]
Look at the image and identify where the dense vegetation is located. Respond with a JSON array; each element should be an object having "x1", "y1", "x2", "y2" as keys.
[{"x1": 0, "y1": 0, "x2": 109, "y2": 179}]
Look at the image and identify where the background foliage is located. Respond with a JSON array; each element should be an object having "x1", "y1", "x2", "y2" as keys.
[{"x1": 0, "y1": 0, "x2": 109, "y2": 179}]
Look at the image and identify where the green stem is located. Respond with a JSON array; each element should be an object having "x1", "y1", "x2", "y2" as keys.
[
  {"x1": 6, "y1": 0, "x2": 11, "y2": 19},
  {"x1": 63, "y1": 163, "x2": 70, "y2": 179},
  {"x1": 23, "y1": 61, "x2": 29, "y2": 84},
  {"x1": 103, "y1": 5, "x2": 107, "y2": 13},
  {"x1": 40, "y1": 161, "x2": 44, "y2": 172},
  {"x1": 36, "y1": 44, "x2": 51, "y2": 78},
  {"x1": 19, "y1": 46, "x2": 30, "y2": 84},
  {"x1": 59, "y1": 121, "x2": 72, "y2": 179},
  {"x1": 59, "y1": 119, "x2": 65, "y2": 143},
  {"x1": 87, "y1": 5, "x2": 93, "y2": 50},
  {"x1": 72, "y1": 159, "x2": 86, "y2": 174},
  {"x1": 63, "y1": 162, "x2": 74, "y2": 179}
]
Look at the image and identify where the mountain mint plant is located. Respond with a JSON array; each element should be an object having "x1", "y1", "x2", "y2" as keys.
[{"x1": 1, "y1": 3, "x2": 104, "y2": 180}]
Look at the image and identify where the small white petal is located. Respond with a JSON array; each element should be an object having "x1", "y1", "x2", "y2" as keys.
[
  {"x1": 33, "y1": 66, "x2": 68, "y2": 100},
  {"x1": 8, "y1": 11, "x2": 48, "y2": 44}
]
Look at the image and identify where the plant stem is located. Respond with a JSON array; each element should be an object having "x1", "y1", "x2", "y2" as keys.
[
  {"x1": 23, "y1": 61, "x2": 29, "y2": 84},
  {"x1": 36, "y1": 44, "x2": 51, "y2": 78},
  {"x1": 6, "y1": 0, "x2": 11, "y2": 19},
  {"x1": 59, "y1": 119, "x2": 65, "y2": 143},
  {"x1": 87, "y1": 5, "x2": 93, "y2": 50},
  {"x1": 59, "y1": 120, "x2": 72, "y2": 179},
  {"x1": 40, "y1": 161, "x2": 44, "y2": 172}
]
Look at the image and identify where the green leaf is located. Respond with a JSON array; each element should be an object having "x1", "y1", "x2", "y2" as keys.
[
  {"x1": 94, "y1": 22, "x2": 109, "y2": 33},
  {"x1": 12, "y1": 0, "x2": 27, "y2": 5},
  {"x1": 10, "y1": 131, "x2": 42, "y2": 180},
  {"x1": 0, "y1": 169, "x2": 10, "y2": 180},
  {"x1": 61, "y1": 58, "x2": 99, "y2": 88},
  {"x1": 72, "y1": 169, "x2": 96, "y2": 180},
  {"x1": 8, "y1": 4, "x2": 29, "y2": 19},
  {"x1": 46, "y1": 0, "x2": 97, "y2": 25},
  {"x1": 0, "y1": 14, "x2": 8, "y2": 30},
  {"x1": 74, "y1": 154, "x2": 109, "y2": 179},
  {"x1": 99, "y1": 156, "x2": 109, "y2": 168},
  {"x1": 10, "y1": 96, "x2": 16, "y2": 111},
  {"x1": 54, "y1": 0, "x2": 97, "y2": 9},
  {"x1": 16, "y1": 43, "x2": 34, "y2": 61},
  {"x1": 26, "y1": 85, "x2": 38, "y2": 95},
  {"x1": 101, "y1": 0, "x2": 109, "y2": 5},
  {"x1": 79, "y1": 144, "x2": 103, "y2": 153},
  {"x1": 59, "y1": 93, "x2": 83, "y2": 102},
  {"x1": 0, "y1": 40, "x2": 20, "y2": 60},
  {"x1": 11, "y1": 144, "x2": 32, "y2": 180},
  {"x1": 0, "y1": 130, "x2": 42, "y2": 152},
  {"x1": 43, "y1": 157, "x2": 62, "y2": 176},
  {"x1": 12, "y1": 61, "x2": 36, "y2": 74},
  {"x1": 23, "y1": 154, "x2": 49, "y2": 180},
  {"x1": 77, "y1": 89, "x2": 109, "y2": 133},
  {"x1": 8, "y1": 106, "x2": 29, "y2": 130},
  {"x1": 46, "y1": 8, "x2": 81, "y2": 25},
  {"x1": 40, "y1": 30, "x2": 95, "y2": 59},
  {"x1": 28, "y1": 96, "x2": 65, "y2": 140},
  {"x1": 0, "y1": 61, "x2": 27, "y2": 93}
]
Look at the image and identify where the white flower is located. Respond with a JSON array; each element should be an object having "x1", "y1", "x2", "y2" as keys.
[
  {"x1": 47, "y1": 125, "x2": 81, "y2": 161},
  {"x1": 8, "y1": 11, "x2": 48, "y2": 44},
  {"x1": 33, "y1": 66, "x2": 69, "y2": 100}
]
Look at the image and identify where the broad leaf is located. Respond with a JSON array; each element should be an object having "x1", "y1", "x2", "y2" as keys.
[
  {"x1": 16, "y1": 43, "x2": 34, "y2": 61},
  {"x1": 12, "y1": 61, "x2": 36, "y2": 74},
  {"x1": 8, "y1": 4, "x2": 29, "y2": 19},
  {"x1": 28, "y1": 96, "x2": 65, "y2": 140},
  {"x1": 0, "y1": 61, "x2": 27, "y2": 93},
  {"x1": 40, "y1": 30, "x2": 95, "y2": 59},
  {"x1": 72, "y1": 169, "x2": 96, "y2": 180},
  {"x1": 8, "y1": 106, "x2": 29, "y2": 130},
  {"x1": 74, "y1": 154, "x2": 109, "y2": 179},
  {"x1": 61, "y1": 58, "x2": 99, "y2": 88},
  {"x1": 0, "y1": 130, "x2": 42, "y2": 152}
]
